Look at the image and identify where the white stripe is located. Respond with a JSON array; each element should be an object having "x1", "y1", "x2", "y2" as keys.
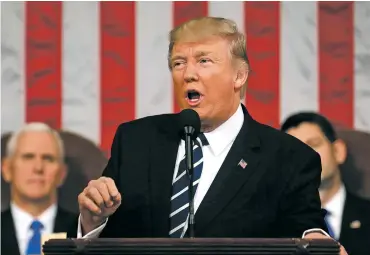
[
  {"x1": 193, "y1": 158, "x2": 203, "y2": 170},
  {"x1": 208, "y1": 1, "x2": 245, "y2": 34},
  {"x1": 354, "y1": 2, "x2": 370, "y2": 132},
  {"x1": 169, "y1": 222, "x2": 186, "y2": 235},
  {"x1": 174, "y1": 154, "x2": 203, "y2": 183},
  {"x1": 208, "y1": 1, "x2": 246, "y2": 105},
  {"x1": 170, "y1": 203, "x2": 189, "y2": 218},
  {"x1": 171, "y1": 178, "x2": 201, "y2": 200},
  {"x1": 172, "y1": 186, "x2": 188, "y2": 200},
  {"x1": 136, "y1": 2, "x2": 173, "y2": 118},
  {"x1": 280, "y1": 2, "x2": 318, "y2": 123},
  {"x1": 62, "y1": 2, "x2": 100, "y2": 144},
  {"x1": 174, "y1": 170, "x2": 187, "y2": 184},
  {"x1": 196, "y1": 137, "x2": 203, "y2": 147},
  {"x1": 1, "y1": 2, "x2": 25, "y2": 134}
]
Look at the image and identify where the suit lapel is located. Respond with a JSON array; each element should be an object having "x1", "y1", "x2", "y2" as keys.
[
  {"x1": 149, "y1": 115, "x2": 181, "y2": 236},
  {"x1": 53, "y1": 207, "x2": 64, "y2": 232},
  {"x1": 339, "y1": 192, "x2": 362, "y2": 242},
  {"x1": 53, "y1": 207, "x2": 72, "y2": 233},
  {"x1": 195, "y1": 105, "x2": 262, "y2": 233},
  {"x1": 1, "y1": 210, "x2": 21, "y2": 255}
]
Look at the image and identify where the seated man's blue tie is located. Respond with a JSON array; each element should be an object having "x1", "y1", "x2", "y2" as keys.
[
  {"x1": 26, "y1": 220, "x2": 44, "y2": 255},
  {"x1": 169, "y1": 133, "x2": 208, "y2": 238},
  {"x1": 324, "y1": 210, "x2": 335, "y2": 239}
]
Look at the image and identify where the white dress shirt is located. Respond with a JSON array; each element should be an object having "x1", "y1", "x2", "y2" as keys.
[
  {"x1": 10, "y1": 203, "x2": 57, "y2": 255},
  {"x1": 77, "y1": 104, "x2": 329, "y2": 239},
  {"x1": 323, "y1": 184, "x2": 346, "y2": 239},
  {"x1": 173, "y1": 104, "x2": 244, "y2": 237}
]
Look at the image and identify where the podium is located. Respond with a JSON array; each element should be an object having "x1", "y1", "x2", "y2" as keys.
[{"x1": 43, "y1": 238, "x2": 340, "y2": 255}]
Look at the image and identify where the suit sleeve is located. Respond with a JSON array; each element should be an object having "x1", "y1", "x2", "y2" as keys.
[
  {"x1": 101, "y1": 123, "x2": 124, "y2": 178},
  {"x1": 67, "y1": 123, "x2": 125, "y2": 238},
  {"x1": 277, "y1": 148, "x2": 328, "y2": 237},
  {"x1": 97, "y1": 123, "x2": 127, "y2": 237}
]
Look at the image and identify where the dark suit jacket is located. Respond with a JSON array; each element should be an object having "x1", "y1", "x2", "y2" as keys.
[
  {"x1": 1, "y1": 206, "x2": 77, "y2": 255},
  {"x1": 69, "y1": 104, "x2": 327, "y2": 238},
  {"x1": 339, "y1": 191, "x2": 370, "y2": 255}
]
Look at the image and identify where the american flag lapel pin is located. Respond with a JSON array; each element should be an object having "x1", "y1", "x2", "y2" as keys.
[{"x1": 238, "y1": 159, "x2": 248, "y2": 169}]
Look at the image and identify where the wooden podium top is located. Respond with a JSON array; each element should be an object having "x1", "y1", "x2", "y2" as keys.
[{"x1": 43, "y1": 238, "x2": 340, "y2": 255}]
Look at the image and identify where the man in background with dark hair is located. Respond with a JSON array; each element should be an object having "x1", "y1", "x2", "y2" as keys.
[{"x1": 281, "y1": 112, "x2": 370, "y2": 255}]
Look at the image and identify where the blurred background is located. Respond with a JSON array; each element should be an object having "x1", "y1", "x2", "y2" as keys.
[{"x1": 1, "y1": 1, "x2": 370, "y2": 216}]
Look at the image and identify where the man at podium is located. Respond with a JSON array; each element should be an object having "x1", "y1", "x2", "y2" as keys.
[{"x1": 69, "y1": 17, "x2": 348, "y2": 255}]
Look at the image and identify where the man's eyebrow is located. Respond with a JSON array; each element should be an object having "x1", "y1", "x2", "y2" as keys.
[
  {"x1": 170, "y1": 51, "x2": 213, "y2": 62},
  {"x1": 170, "y1": 55, "x2": 186, "y2": 62},
  {"x1": 194, "y1": 51, "x2": 212, "y2": 58}
]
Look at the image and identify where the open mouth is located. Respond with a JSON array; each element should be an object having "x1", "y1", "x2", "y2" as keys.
[
  {"x1": 187, "y1": 90, "x2": 201, "y2": 101},
  {"x1": 185, "y1": 89, "x2": 203, "y2": 106}
]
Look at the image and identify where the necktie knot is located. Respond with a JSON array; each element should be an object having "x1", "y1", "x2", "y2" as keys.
[
  {"x1": 30, "y1": 220, "x2": 43, "y2": 231},
  {"x1": 196, "y1": 133, "x2": 209, "y2": 146}
]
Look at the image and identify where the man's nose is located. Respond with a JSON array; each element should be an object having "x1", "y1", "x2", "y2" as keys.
[
  {"x1": 33, "y1": 158, "x2": 44, "y2": 173},
  {"x1": 184, "y1": 63, "x2": 198, "y2": 83}
]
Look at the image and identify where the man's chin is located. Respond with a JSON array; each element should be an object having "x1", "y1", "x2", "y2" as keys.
[
  {"x1": 319, "y1": 175, "x2": 335, "y2": 191},
  {"x1": 24, "y1": 194, "x2": 50, "y2": 203}
]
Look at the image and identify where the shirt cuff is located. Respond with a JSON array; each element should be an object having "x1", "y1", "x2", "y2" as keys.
[
  {"x1": 302, "y1": 228, "x2": 331, "y2": 238},
  {"x1": 77, "y1": 214, "x2": 108, "y2": 239}
]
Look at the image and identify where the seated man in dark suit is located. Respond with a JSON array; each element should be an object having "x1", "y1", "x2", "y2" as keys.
[
  {"x1": 1, "y1": 122, "x2": 77, "y2": 255},
  {"x1": 281, "y1": 112, "x2": 370, "y2": 255},
  {"x1": 72, "y1": 17, "x2": 347, "y2": 254}
]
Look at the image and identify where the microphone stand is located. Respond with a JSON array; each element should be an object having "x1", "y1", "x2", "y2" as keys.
[{"x1": 184, "y1": 127, "x2": 196, "y2": 238}]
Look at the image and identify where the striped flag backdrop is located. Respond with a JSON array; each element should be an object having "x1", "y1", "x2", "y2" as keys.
[{"x1": 2, "y1": 1, "x2": 370, "y2": 157}]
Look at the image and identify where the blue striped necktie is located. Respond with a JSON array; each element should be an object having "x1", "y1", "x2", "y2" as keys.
[
  {"x1": 169, "y1": 133, "x2": 209, "y2": 238},
  {"x1": 26, "y1": 220, "x2": 44, "y2": 255}
]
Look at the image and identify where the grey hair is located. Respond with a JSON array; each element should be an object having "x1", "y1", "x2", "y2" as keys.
[{"x1": 6, "y1": 122, "x2": 65, "y2": 162}]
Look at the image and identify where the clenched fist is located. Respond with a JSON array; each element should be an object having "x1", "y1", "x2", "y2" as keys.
[{"x1": 78, "y1": 176, "x2": 121, "y2": 234}]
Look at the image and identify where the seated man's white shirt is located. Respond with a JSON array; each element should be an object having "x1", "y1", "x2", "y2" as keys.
[
  {"x1": 77, "y1": 105, "x2": 330, "y2": 239},
  {"x1": 11, "y1": 202, "x2": 57, "y2": 255},
  {"x1": 323, "y1": 184, "x2": 346, "y2": 239}
]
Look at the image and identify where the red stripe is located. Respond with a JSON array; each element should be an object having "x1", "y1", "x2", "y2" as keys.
[
  {"x1": 25, "y1": 2, "x2": 62, "y2": 129},
  {"x1": 172, "y1": 1, "x2": 208, "y2": 113},
  {"x1": 100, "y1": 2, "x2": 136, "y2": 157},
  {"x1": 244, "y1": 2, "x2": 280, "y2": 129},
  {"x1": 318, "y1": 2, "x2": 354, "y2": 129}
]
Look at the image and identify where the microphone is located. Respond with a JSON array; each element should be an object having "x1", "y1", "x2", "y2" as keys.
[{"x1": 178, "y1": 108, "x2": 201, "y2": 238}]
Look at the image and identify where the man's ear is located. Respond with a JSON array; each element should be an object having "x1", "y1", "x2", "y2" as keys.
[
  {"x1": 234, "y1": 62, "x2": 249, "y2": 90},
  {"x1": 333, "y1": 139, "x2": 347, "y2": 165},
  {"x1": 2, "y1": 158, "x2": 13, "y2": 183}
]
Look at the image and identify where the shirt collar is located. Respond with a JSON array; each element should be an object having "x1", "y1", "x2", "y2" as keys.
[
  {"x1": 324, "y1": 184, "x2": 346, "y2": 218},
  {"x1": 203, "y1": 104, "x2": 244, "y2": 156},
  {"x1": 10, "y1": 202, "x2": 58, "y2": 229}
]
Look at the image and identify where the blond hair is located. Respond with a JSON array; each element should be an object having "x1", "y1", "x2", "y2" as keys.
[{"x1": 168, "y1": 17, "x2": 250, "y2": 99}]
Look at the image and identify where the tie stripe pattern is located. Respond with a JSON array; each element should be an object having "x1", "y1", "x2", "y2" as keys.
[{"x1": 169, "y1": 133, "x2": 208, "y2": 237}]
